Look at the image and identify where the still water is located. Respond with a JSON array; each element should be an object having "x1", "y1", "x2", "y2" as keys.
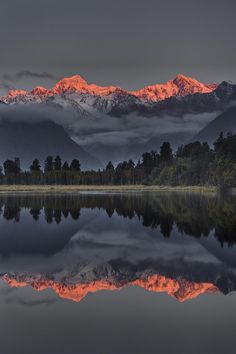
[{"x1": 1, "y1": 192, "x2": 236, "y2": 354}]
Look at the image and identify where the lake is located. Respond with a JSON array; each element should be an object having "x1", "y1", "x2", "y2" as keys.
[{"x1": 1, "y1": 192, "x2": 236, "y2": 354}]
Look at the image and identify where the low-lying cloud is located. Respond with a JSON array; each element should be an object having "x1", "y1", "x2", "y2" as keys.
[
  {"x1": 0, "y1": 103, "x2": 220, "y2": 150},
  {"x1": 71, "y1": 111, "x2": 219, "y2": 147}
]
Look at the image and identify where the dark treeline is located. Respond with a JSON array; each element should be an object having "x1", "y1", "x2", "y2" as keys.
[
  {"x1": 1, "y1": 193, "x2": 236, "y2": 248},
  {"x1": 0, "y1": 133, "x2": 236, "y2": 187}
]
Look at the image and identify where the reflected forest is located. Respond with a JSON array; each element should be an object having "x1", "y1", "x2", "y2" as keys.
[{"x1": 1, "y1": 193, "x2": 236, "y2": 248}]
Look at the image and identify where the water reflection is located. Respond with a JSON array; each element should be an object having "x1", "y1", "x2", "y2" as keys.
[{"x1": 0, "y1": 192, "x2": 236, "y2": 302}]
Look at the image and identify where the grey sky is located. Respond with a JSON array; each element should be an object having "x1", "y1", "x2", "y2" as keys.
[{"x1": 0, "y1": 0, "x2": 235, "y2": 90}]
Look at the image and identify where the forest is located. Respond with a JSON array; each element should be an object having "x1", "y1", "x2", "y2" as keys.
[{"x1": 0, "y1": 132, "x2": 236, "y2": 188}]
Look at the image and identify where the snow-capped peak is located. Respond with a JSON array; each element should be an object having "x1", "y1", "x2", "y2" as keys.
[
  {"x1": 52, "y1": 75, "x2": 88, "y2": 94},
  {"x1": 130, "y1": 74, "x2": 218, "y2": 102}
]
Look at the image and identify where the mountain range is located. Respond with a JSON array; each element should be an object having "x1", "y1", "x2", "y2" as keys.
[
  {"x1": 1, "y1": 73, "x2": 217, "y2": 104},
  {"x1": 0, "y1": 73, "x2": 236, "y2": 167},
  {"x1": 2, "y1": 73, "x2": 235, "y2": 116}
]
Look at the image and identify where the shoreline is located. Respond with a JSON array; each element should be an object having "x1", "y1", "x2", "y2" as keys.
[{"x1": 0, "y1": 185, "x2": 217, "y2": 194}]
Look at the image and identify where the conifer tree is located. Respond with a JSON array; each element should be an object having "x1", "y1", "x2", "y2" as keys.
[
  {"x1": 30, "y1": 159, "x2": 41, "y2": 172},
  {"x1": 70, "y1": 159, "x2": 81, "y2": 171},
  {"x1": 54, "y1": 155, "x2": 62, "y2": 171},
  {"x1": 62, "y1": 161, "x2": 70, "y2": 171},
  {"x1": 44, "y1": 156, "x2": 53, "y2": 172}
]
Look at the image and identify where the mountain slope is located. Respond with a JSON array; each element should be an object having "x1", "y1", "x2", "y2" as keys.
[
  {"x1": 194, "y1": 106, "x2": 236, "y2": 144},
  {"x1": 144, "y1": 131, "x2": 192, "y2": 152},
  {"x1": 85, "y1": 131, "x2": 193, "y2": 167},
  {"x1": 0, "y1": 120, "x2": 100, "y2": 169}
]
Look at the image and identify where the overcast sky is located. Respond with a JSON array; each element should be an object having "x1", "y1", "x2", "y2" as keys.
[{"x1": 0, "y1": 0, "x2": 235, "y2": 91}]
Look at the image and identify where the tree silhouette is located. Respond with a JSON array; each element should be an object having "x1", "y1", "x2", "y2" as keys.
[
  {"x1": 30, "y1": 159, "x2": 41, "y2": 172},
  {"x1": 106, "y1": 161, "x2": 114, "y2": 171},
  {"x1": 70, "y1": 159, "x2": 81, "y2": 171},
  {"x1": 160, "y1": 142, "x2": 173, "y2": 163},
  {"x1": 54, "y1": 155, "x2": 62, "y2": 171},
  {"x1": 3, "y1": 159, "x2": 21, "y2": 174},
  {"x1": 44, "y1": 156, "x2": 53, "y2": 172},
  {"x1": 62, "y1": 161, "x2": 70, "y2": 171}
]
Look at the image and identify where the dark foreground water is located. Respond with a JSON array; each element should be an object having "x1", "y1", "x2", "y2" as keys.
[{"x1": 1, "y1": 192, "x2": 236, "y2": 354}]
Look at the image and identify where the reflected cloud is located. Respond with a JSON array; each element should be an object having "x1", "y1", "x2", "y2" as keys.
[{"x1": 5, "y1": 295, "x2": 57, "y2": 307}]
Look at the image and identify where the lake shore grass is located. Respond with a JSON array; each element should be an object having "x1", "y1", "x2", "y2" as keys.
[{"x1": 0, "y1": 184, "x2": 217, "y2": 194}]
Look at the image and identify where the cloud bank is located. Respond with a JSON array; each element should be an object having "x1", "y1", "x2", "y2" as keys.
[{"x1": 0, "y1": 103, "x2": 219, "y2": 149}]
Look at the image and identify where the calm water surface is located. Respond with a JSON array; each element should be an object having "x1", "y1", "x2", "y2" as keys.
[{"x1": 1, "y1": 192, "x2": 236, "y2": 354}]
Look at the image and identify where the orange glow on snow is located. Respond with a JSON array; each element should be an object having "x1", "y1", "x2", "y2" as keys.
[
  {"x1": 2, "y1": 273, "x2": 218, "y2": 303},
  {"x1": 3, "y1": 74, "x2": 218, "y2": 102},
  {"x1": 8, "y1": 89, "x2": 28, "y2": 97}
]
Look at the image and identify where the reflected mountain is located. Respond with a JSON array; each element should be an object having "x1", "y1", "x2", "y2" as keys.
[
  {"x1": 1, "y1": 192, "x2": 236, "y2": 302},
  {"x1": 2, "y1": 273, "x2": 217, "y2": 303}
]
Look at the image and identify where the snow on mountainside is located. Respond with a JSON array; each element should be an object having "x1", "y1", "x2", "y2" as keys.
[{"x1": 0, "y1": 74, "x2": 219, "y2": 116}]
